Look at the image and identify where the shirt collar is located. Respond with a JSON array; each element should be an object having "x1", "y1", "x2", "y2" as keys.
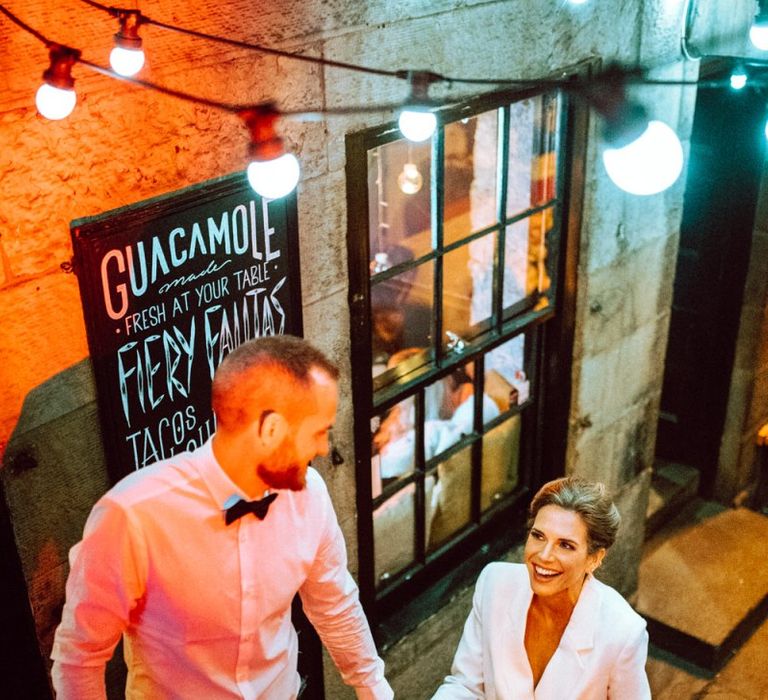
[{"x1": 193, "y1": 438, "x2": 252, "y2": 512}]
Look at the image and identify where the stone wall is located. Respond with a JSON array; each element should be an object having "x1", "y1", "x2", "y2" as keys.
[{"x1": 0, "y1": 0, "x2": 758, "y2": 696}]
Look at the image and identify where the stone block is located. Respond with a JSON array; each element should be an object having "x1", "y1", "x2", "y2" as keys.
[
  {"x1": 580, "y1": 234, "x2": 678, "y2": 357},
  {"x1": 0, "y1": 274, "x2": 89, "y2": 444},
  {"x1": 683, "y1": 0, "x2": 756, "y2": 58},
  {"x1": 296, "y1": 170, "x2": 349, "y2": 305},
  {"x1": 569, "y1": 395, "x2": 659, "y2": 494},
  {"x1": 574, "y1": 321, "x2": 667, "y2": 434},
  {"x1": 595, "y1": 467, "x2": 651, "y2": 599}
]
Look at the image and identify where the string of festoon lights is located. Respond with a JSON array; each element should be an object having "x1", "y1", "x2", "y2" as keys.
[{"x1": 0, "y1": 1, "x2": 762, "y2": 199}]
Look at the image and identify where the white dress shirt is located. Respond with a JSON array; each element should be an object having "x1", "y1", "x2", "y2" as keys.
[
  {"x1": 433, "y1": 563, "x2": 651, "y2": 700},
  {"x1": 51, "y1": 439, "x2": 392, "y2": 700}
]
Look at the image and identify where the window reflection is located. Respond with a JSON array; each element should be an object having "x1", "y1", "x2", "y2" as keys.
[
  {"x1": 371, "y1": 362, "x2": 500, "y2": 486},
  {"x1": 444, "y1": 110, "x2": 498, "y2": 246},
  {"x1": 371, "y1": 261, "x2": 434, "y2": 373},
  {"x1": 507, "y1": 94, "x2": 560, "y2": 217},
  {"x1": 367, "y1": 140, "x2": 432, "y2": 271},
  {"x1": 481, "y1": 416, "x2": 521, "y2": 511},
  {"x1": 485, "y1": 335, "x2": 529, "y2": 411}
]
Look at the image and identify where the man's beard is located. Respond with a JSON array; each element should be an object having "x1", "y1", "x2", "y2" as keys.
[{"x1": 256, "y1": 436, "x2": 307, "y2": 491}]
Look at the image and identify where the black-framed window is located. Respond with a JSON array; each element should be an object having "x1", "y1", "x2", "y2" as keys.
[{"x1": 346, "y1": 85, "x2": 582, "y2": 621}]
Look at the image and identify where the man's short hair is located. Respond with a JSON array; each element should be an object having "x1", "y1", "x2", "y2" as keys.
[{"x1": 212, "y1": 335, "x2": 339, "y2": 430}]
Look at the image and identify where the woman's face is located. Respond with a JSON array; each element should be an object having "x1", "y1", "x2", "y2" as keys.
[{"x1": 524, "y1": 504, "x2": 605, "y2": 603}]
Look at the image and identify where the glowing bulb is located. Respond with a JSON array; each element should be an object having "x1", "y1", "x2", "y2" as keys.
[
  {"x1": 397, "y1": 163, "x2": 423, "y2": 194},
  {"x1": 764, "y1": 118, "x2": 768, "y2": 141},
  {"x1": 35, "y1": 83, "x2": 76, "y2": 120},
  {"x1": 602, "y1": 120, "x2": 683, "y2": 196},
  {"x1": 246, "y1": 153, "x2": 300, "y2": 199},
  {"x1": 398, "y1": 110, "x2": 437, "y2": 142},
  {"x1": 568, "y1": 0, "x2": 588, "y2": 4},
  {"x1": 751, "y1": 22, "x2": 768, "y2": 51},
  {"x1": 730, "y1": 71, "x2": 748, "y2": 90},
  {"x1": 110, "y1": 46, "x2": 145, "y2": 77}
]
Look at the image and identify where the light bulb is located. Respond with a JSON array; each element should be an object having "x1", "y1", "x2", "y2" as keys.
[
  {"x1": 730, "y1": 71, "x2": 748, "y2": 90},
  {"x1": 751, "y1": 21, "x2": 768, "y2": 51},
  {"x1": 398, "y1": 110, "x2": 437, "y2": 142},
  {"x1": 246, "y1": 153, "x2": 300, "y2": 199},
  {"x1": 35, "y1": 83, "x2": 76, "y2": 120},
  {"x1": 110, "y1": 46, "x2": 145, "y2": 77},
  {"x1": 764, "y1": 118, "x2": 768, "y2": 141},
  {"x1": 568, "y1": 0, "x2": 588, "y2": 4},
  {"x1": 397, "y1": 162, "x2": 423, "y2": 194},
  {"x1": 602, "y1": 120, "x2": 683, "y2": 196}
]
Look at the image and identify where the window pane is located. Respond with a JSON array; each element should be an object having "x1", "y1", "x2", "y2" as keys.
[
  {"x1": 456, "y1": 232, "x2": 498, "y2": 342},
  {"x1": 368, "y1": 140, "x2": 432, "y2": 272},
  {"x1": 502, "y1": 206, "x2": 554, "y2": 313},
  {"x1": 506, "y1": 94, "x2": 560, "y2": 218},
  {"x1": 374, "y1": 483, "x2": 416, "y2": 583},
  {"x1": 444, "y1": 232, "x2": 496, "y2": 349},
  {"x1": 481, "y1": 416, "x2": 521, "y2": 511},
  {"x1": 428, "y1": 443, "x2": 473, "y2": 549},
  {"x1": 484, "y1": 334, "x2": 529, "y2": 412},
  {"x1": 373, "y1": 472, "x2": 438, "y2": 586},
  {"x1": 371, "y1": 261, "x2": 434, "y2": 371},
  {"x1": 444, "y1": 110, "x2": 498, "y2": 246},
  {"x1": 372, "y1": 398, "x2": 417, "y2": 486}
]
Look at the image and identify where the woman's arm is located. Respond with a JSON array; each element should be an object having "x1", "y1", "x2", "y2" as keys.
[
  {"x1": 607, "y1": 622, "x2": 651, "y2": 700},
  {"x1": 431, "y1": 567, "x2": 490, "y2": 699}
]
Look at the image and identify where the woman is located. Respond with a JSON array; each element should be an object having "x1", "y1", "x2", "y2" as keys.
[{"x1": 432, "y1": 477, "x2": 650, "y2": 699}]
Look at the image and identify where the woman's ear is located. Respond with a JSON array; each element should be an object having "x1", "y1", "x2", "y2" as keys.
[
  {"x1": 590, "y1": 547, "x2": 607, "y2": 574},
  {"x1": 258, "y1": 410, "x2": 289, "y2": 449}
]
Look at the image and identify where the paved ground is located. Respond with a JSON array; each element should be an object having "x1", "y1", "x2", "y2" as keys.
[{"x1": 647, "y1": 615, "x2": 768, "y2": 699}]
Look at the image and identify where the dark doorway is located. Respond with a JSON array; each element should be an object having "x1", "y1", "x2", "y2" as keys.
[{"x1": 656, "y1": 59, "x2": 767, "y2": 497}]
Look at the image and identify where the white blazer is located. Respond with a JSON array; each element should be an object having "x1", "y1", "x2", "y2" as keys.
[{"x1": 432, "y1": 563, "x2": 651, "y2": 700}]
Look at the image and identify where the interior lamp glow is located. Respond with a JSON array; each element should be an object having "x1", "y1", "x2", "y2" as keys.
[
  {"x1": 110, "y1": 10, "x2": 145, "y2": 77},
  {"x1": 602, "y1": 120, "x2": 684, "y2": 196},
  {"x1": 36, "y1": 44, "x2": 80, "y2": 120},
  {"x1": 240, "y1": 105, "x2": 300, "y2": 199},
  {"x1": 730, "y1": 70, "x2": 748, "y2": 90},
  {"x1": 397, "y1": 162, "x2": 424, "y2": 194}
]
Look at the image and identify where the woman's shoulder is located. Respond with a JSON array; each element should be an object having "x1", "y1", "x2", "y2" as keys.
[
  {"x1": 477, "y1": 561, "x2": 528, "y2": 593},
  {"x1": 590, "y1": 576, "x2": 647, "y2": 634}
]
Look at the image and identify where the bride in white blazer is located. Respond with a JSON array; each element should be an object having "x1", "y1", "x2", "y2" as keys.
[{"x1": 433, "y1": 477, "x2": 651, "y2": 700}]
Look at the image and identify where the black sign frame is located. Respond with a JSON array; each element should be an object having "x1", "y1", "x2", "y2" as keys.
[{"x1": 71, "y1": 172, "x2": 303, "y2": 484}]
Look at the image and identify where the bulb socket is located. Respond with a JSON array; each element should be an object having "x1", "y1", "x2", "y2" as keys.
[
  {"x1": 42, "y1": 44, "x2": 81, "y2": 90},
  {"x1": 240, "y1": 104, "x2": 286, "y2": 161}
]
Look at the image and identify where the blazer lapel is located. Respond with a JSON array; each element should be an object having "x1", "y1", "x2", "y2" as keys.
[
  {"x1": 498, "y1": 574, "x2": 536, "y2": 700},
  {"x1": 534, "y1": 575, "x2": 600, "y2": 699}
]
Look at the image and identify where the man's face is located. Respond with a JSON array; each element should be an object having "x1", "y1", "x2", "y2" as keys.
[{"x1": 257, "y1": 369, "x2": 338, "y2": 491}]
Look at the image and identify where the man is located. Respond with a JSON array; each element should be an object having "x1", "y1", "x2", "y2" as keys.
[{"x1": 51, "y1": 335, "x2": 394, "y2": 699}]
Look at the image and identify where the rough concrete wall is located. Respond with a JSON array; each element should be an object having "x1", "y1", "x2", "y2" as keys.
[
  {"x1": 0, "y1": 0, "x2": 757, "y2": 696},
  {"x1": 716, "y1": 164, "x2": 768, "y2": 502}
]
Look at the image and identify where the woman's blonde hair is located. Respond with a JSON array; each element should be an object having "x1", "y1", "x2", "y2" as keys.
[{"x1": 528, "y1": 476, "x2": 621, "y2": 553}]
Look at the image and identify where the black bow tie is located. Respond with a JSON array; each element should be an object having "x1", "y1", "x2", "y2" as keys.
[{"x1": 224, "y1": 493, "x2": 278, "y2": 525}]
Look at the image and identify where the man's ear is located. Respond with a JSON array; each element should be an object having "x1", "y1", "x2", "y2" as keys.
[{"x1": 258, "y1": 410, "x2": 288, "y2": 449}]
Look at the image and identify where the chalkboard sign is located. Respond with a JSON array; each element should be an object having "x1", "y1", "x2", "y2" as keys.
[{"x1": 71, "y1": 172, "x2": 303, "y2": 482}]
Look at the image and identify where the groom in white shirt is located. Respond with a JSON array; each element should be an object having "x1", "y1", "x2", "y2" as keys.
[{"x1": 51, "y1": 334, "x2": 393, "y2": 700}]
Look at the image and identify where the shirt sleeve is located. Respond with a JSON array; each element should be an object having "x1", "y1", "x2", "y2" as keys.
[
  {"x1": 50, "y1": 497, "x2": 147, "y2": 700},
  {"x1": 431, "y1": 566, "x2": 488, "y2": 699},
  {"x1": 607, "y1": 620, "x2": 651, "y2": 700},
  {"x1": 298, "y1": 481, "x2": 393, "y2": 700}
]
